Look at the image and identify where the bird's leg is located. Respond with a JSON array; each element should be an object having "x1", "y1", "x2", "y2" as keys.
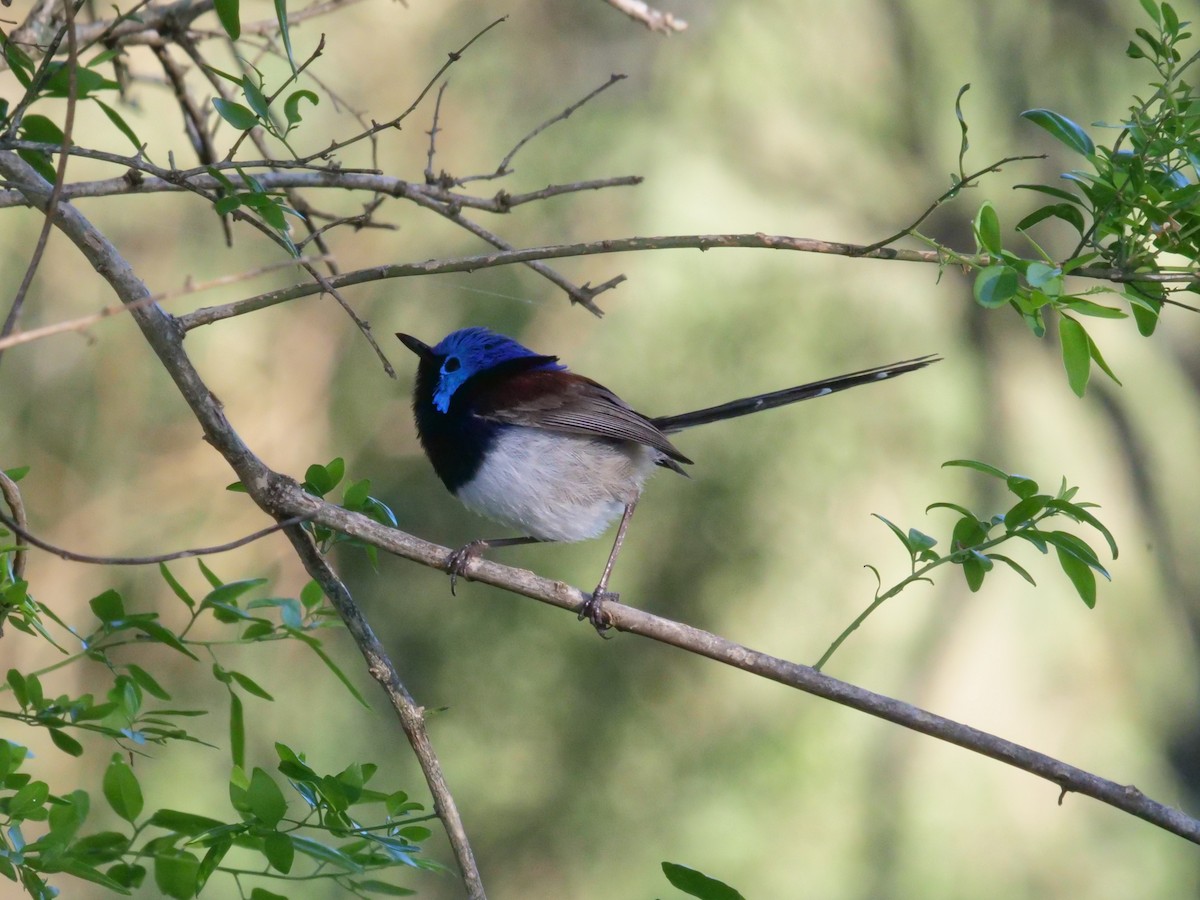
[
  {"x1": 581, "y1": 498, "x2": 639, "y2": 633},
  {"x1": 447, "y1": 535, "x2": 543, "y2": 595}
]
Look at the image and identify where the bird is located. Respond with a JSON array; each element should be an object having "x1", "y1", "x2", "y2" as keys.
[{"x1": 397, "y1": 327, "x2": 939, "y2": 631}]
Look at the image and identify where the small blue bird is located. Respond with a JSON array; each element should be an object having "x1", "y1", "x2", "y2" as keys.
[{"x1": 398, "y1": 328, "x2": 939, "y2": 630}]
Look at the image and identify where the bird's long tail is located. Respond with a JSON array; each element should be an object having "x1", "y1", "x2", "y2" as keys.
[{"x1": 651, "y1": 354, "x2": 941, "y2": 433}]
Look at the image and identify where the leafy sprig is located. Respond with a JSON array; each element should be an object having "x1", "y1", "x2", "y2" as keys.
[{"x1": 815, "y1": 459, "x2": 1117, "y2": 671}]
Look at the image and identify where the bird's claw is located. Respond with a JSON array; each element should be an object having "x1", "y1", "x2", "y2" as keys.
[
  {"x1": 580, "y1": 588, "x2": 618, "y2": 636},
  {"x1": 446, "y1": 540, "x2": 488, "y2": 596}
]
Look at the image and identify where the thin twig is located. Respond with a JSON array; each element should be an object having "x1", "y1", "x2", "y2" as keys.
[
  {"x1": 460, "y1": 74, "x2": 627, "y2": 184},
  {"x1": 602, "y1": 0, "x2": 688, "y2": 33},
  {"x1": 295, "y1": 16, "x2": 507, "y2": 165},
  {"x1": 0, "y1": 254, "x2": 332, "y2": 352},
  {"x1": 853, "y1": 154, "x2": 1047, "y2": 256},
  {"x1": 0, "y1": 510, "x2": 313, "y2": 566},
  {"x1": 408, "y1": 191, "x2": 614, "y2": 316},
  {"x1": 0, "y1": 0, "x2": 82, "y2": 372},
  {"x1": 302, "y1": 261, "x2": 396, "y2": 378},
  {"x1": 424, "y1": 81, "x2": 449, "y2": 185},
  {"x1": 0, "y1": 153, "x2": 643, "y2": 212}
]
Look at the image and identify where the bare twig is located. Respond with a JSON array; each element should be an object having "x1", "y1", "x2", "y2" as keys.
[
  {"x1": 0, "y1": 510, "x2": 313, "y2": 566},
  {"x1": 301, "y1": 261, "x2": 396, "y2": 377},
  {"x1": 0, "y1": 254, "x2": 332, "y2": 353},
  {"x1": 0, "y1": 0, "x2": 81, "y2": 372},
  {"x1": 424, "y1": 81, "x2": 449, "y2": 184},
  {"x1": 461, "y1": 73, "x2": 627, "y2": 183},
  {"x1": 408, "y1": 191, "x2": 615, "y2": 316},
  {"x1": 853, "y1": 154, "x2": 1047, "y2": 255},
  {"x1": 602, "y1": 0, "x2": 688, "y2": 33},
  {"x1": 0, "y1": 153, "x2": 644, "y2": 212},
  {"x1": 295, "y1": 16, "x2": 507, "y2": 165}
]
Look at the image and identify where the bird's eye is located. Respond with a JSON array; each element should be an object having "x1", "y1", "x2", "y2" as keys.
[{"x1": 443, "y1": 357, "x2": 461, "y2": 373}]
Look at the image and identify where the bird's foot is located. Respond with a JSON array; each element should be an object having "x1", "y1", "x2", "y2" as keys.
[
  {"x1": 579, "y1": 587, "x2": 618, "y2": 636},
  {"x1": 446, "y1": 540, "x2": 489, "y2": 596}
]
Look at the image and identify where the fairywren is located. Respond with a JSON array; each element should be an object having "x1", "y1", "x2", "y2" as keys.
[{"x1": 398, "y1": 328, "x2": 939, "y2": 630}]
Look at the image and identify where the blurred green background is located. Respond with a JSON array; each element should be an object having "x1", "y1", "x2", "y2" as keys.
[{"x1": 4, "y1": 0, "x2": 1200, "y2": 896}]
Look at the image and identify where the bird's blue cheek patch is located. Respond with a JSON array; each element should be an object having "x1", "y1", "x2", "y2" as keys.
[{"x1": 433, "y1": 370, "x2": 468, "y2": 413}]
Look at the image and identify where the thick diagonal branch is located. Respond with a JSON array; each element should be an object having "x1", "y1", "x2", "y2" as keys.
[{"x1": 0, "y1": 149, "x2": 488, "y2": 899}]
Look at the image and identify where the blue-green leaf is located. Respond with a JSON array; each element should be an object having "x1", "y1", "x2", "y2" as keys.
[
  {"x1": 1021, "y1": 109, "x2": 1095, "y2": 155},
  {"x1": 1058, "y1": 315, "x2": 1091, "y2": 397}
]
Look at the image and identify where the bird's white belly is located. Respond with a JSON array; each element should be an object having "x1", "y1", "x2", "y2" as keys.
[{"x1": 455, "y1": 427, "x2": 657, "y2": 542}]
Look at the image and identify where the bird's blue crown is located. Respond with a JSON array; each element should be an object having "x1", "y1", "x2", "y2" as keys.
[{"x1": 430, "y1": 327, "x2": 564, "y2": 412}]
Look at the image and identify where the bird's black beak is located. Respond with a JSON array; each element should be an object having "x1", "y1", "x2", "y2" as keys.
[{"x1": 396, "y1": 333, "x2": 434, "y2": 362}]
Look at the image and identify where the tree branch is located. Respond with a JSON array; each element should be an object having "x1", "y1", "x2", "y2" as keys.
[
  {"x1": 292, "y1": 490, "x2": 1200, "y2": 847},
  {"x1": 0, "y1": 148, "x2": 488, "y2": 898}
]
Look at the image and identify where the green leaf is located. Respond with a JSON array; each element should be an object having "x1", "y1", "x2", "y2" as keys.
[
  {"x1": 10, "y1": 780, "x2": 50, "y2": 817},
  {"x1": 975, "y1": 202, "x2": 1002, "y2": 255},
  {"x1": 1004, "y1": 494, "x2": 1051, "y2": 529},
  {"x1": 230, "y1": 670, "x2": 274, "y2": 701},
  {"x1": 1014, "y1": 183, "x2": 1084, "y2": 205},
  {"x1": 241, "y1": 77, "x2": 271, "y2": 122},
  {"x1": 213, "y1": 97, "x2": 258, "y2": 130},
  {"x1": 21, "y1": 114, "x2": 65, "y2": 144},
  {"x1": 251, "y1": 888, "x2": 290, "y2": 900},
  {"x1": 103, "y1": 756, "x2": 144, "y2": 823},
  {"x1": 214, "y1": 0, "x2": 241, "y2": 39},
  {"x1": 1021, "y1": 108, "x2": 1095, "y2": 155},
  {"x1": 126, "y1": 664, "x2": 171, "y2": 700},
  {"x1": 49, "y1": 729, "x2": 84, "y2": 757},
  {"x1": 7, "y1": 668, "x2": 28, "y2": 707},
  {"x1": 961, "y1": 552, "x2": 988, "y2": 592},
  {"x1": 230, "y1": 692, "x2": 245, "y2": 769},
  {"x1": 154, "y1": 850, "x2": 200, "y2": 900},
  {"x1": 147, "y1": 809, "x2": 226, "y2": 835},
  {"x1": 662, "y1": 862, "x2": 745, "y2": 900},
  {"x1": 290, "y1": 834, "x2": 363, "y2": 871},
  {"x1": 1056, "y1": 545, "x2": 1097, "y2": 607},
  {"x1": 1139, "y1": 0, "x2": 1161, "y2": 24},
  {"x1": 293, "y1": 632, "x2": 370, "y2": 708},
  {"x1": 1085, "y1": 330, "x2": 1122, "y2": 386},
  {"x1": 214, "y1": 194, "x2": 242, "y2": 216},
  {"x1": 90, "y1": 588, "x2": 125, "y2": 623},
  {"x1": 106, "y1": 863, "x2": 147, "y2": 889},
  {"x1": 276, "y1": 0, "x2": 298, "y2": 71},
  {"x1": 1005, "y1": 475, "x2": 1039, "y2": 499},
  {"x1": 907, "y1": 528, "x2": 937, "y2": 551},
  {"x1": 1058, "y1": 315, "x2": 1091, "y2": 397},
  {"x1": 989, "y1": 554, "x2": 1037, "y2": 586},
  {"x1": 350, "y1": 881, "x2": 417, "y2": 896},
  {"x1": 1016, "y1": 203, "x2": 1085, "y2": 235},
  {"x1": 159, "y1": 563, "x2": 195, "y2": 609},
  {"x1": 93, "y1": 98, "x2": 142, "y2": 152},
  {"x1": 284, "y1": 89, "x2": 318, "y2": 126},
  {"x1": 973, "y1": 265, "x2": 1019, "y2": 308},
  {"x1": 1045, "y1": 499, "x2": 1119, "y2": 559},
  {"x1": 1064, "y1": 299, "x2": 1127, "y2": 319},
  {"x1": 194, "y1": 834, "x2": 231, "y2": 894},
  {"x1": 248, "y1": 767, "x2": 287, "y2": 827},
  {"x1": 263, "y1": 831, "x2": 295, "y2": 873},
  {"x1": 197, "y1": 558, "x2": 224, "y2": 589},
  {"x1": 942, "y1": 459, "x2": 1009, "y2": 479},
  {"x1": 872, "y1": 513, "x2": 914, "y2": 553},
  {"x1": 343, "y1": 478, "x2": 372, "y2": 509}
]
